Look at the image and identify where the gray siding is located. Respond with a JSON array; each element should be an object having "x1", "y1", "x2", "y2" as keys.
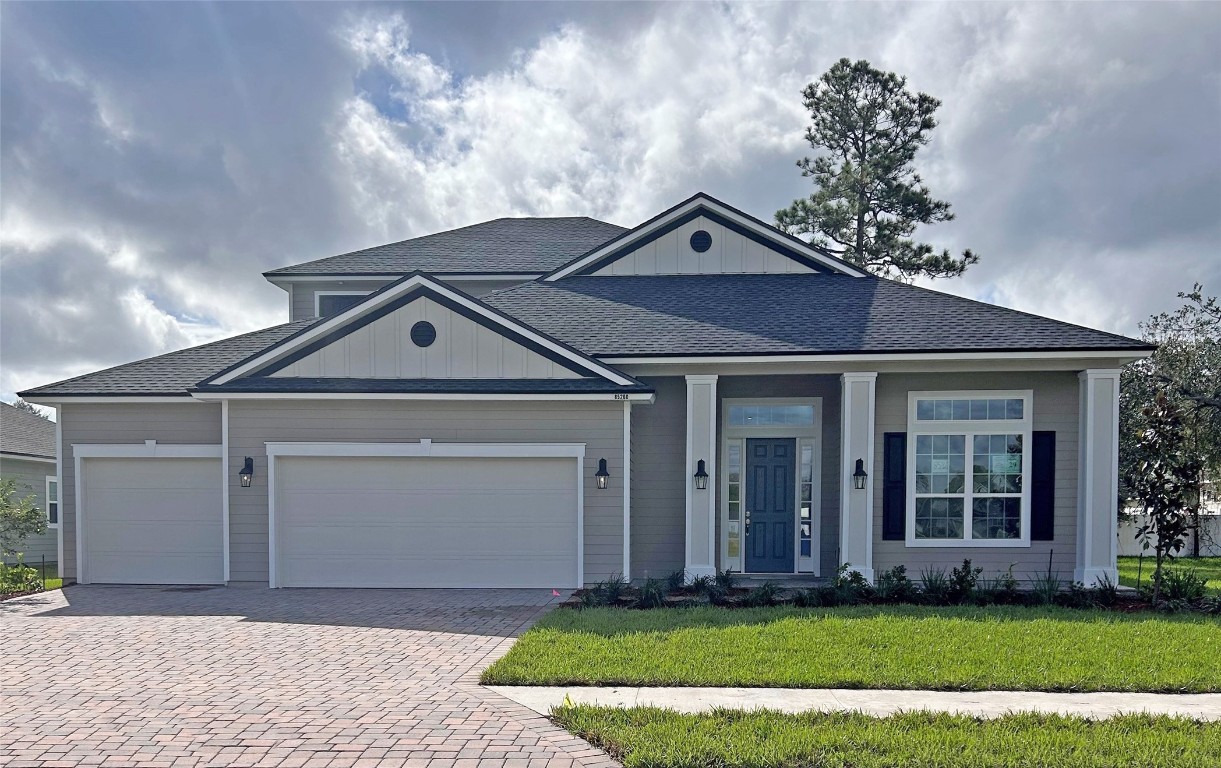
[
  {"x1": 0, "y1": 455, "x2": 58, "y2": 566},
  {"x1": 872, "y1": 371, "x2": 1079, "y2": 581},
  {"x1": 227, "y1": 400, "x2": 625, "y2": 584},
  {"x1": 630, "y1": 377, "x2": 686, "y2": 579},
  {"x1": 717, "y1": 375, "x2": 841, "y2": 576},
  {"x1": 58, "y1": 402, "x2": 222, "y2": 580},
  {"x1": 289, "y1": 278, "x2": 535, "y2": 322}
]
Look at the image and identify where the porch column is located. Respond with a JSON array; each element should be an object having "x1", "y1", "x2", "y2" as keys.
[
  {"x1": 839, "y1": 372, "x2": 877, "y2": 583},
  {"x1": 685, "y1": 375, "x2": 718, "y2": 580},
  {"x1": 1076, "y1": 369, "x2": 1121, "y2": 586}
]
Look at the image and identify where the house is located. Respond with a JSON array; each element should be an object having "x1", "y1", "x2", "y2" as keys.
[
  {"x1": 18, "y1": 193, "x2": 1155, "y2": 589},
  {"x1": 0, "y1": 402, "x2": 59, "y2": 568}
]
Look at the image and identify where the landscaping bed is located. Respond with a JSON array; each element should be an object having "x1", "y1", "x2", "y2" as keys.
[
  {"x1": 482, "y1": 604, "x2": 1221, "y2": 692},
  {"x1": 1119, "y1": 556, "x2": 1221, "y2": 597},
  {"x1": 554, "y1": 706, "x2": 1221, "y2": 768}
]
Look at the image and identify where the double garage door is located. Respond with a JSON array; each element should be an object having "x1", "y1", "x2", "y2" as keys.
[{"x1": 80, "y1": 451, "x2": 579, "y2": 588}]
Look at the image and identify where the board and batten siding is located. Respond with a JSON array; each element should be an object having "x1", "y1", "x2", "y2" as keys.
[
  {"x1": 716, "y1": 375, "x2": 842, "y2": 576},
  {"x1": 272, "y1": 296, "x2": 579, "y2": 380},
  {"x1": 57, "y1": 401, "x2": 223, "y2": 581},
  {"x1": 872, "y1": 371, "x2": 1080, "y2": 581},
  {"x1": 0, "y1": 455, "x2": 58, "y2": 566},
  {"x1": 289, "y1": 278, "x2": 534, "y2": 322},
  {"x1": 227, "y1": 399, "x2": 625, "y2": 584},
  {"x1": 590, "y1": 215, "x2": 817, "y2": 277}
]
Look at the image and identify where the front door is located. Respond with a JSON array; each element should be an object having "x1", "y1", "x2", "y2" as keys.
[{"x1": 745, "y1": 438, "x2": 796, "y2": 573}]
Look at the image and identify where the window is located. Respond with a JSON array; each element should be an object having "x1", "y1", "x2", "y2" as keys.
[
  {"x1": 45, "y1": 477, "x2": 58, "y2": 527},
  {"x1": 727, "y1": 404, "x2": 814, "y2": 427},
  {"x1": 316, "y1": 293, "x2": 367, "y2": 317},
  {"x1": 907, "y1": 391, "x2": 1032, "y2": 547},
  {"x1": 800, "y1": 444, "x2": 814, "y2": 558},
  {"x1": 727, "y1": 443, "x2": 741, "y2": 559}
]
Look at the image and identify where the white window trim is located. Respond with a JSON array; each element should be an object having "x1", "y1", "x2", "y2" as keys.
[
  {"x1": 905, "y1": 390, "x2": 1033, "y2": 548},
  {"x1": 721, "y1": 398, "x2": 822, "y2": 575},
  {"x1": 263, "y1": 440, "x2": 586, "y2": 589},
  {"x1": 45, "y1": 475, "x2": 59, "y2": 529},
  {"x1": 314, "y1": 291, "x2": 368, "y2": 318}
]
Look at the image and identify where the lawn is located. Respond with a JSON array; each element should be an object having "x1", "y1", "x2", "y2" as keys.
[
  {"x1": 483, "y1": 605, "x2": 1221, "y2": 692},
  {"x1": 554, "y1": 706, "x2": 1221, "y2": 768},
  {"x1": 1118, "y1": 556, "x2": 1221, "y2": 596}
]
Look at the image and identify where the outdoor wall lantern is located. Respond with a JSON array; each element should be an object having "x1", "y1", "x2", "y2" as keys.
[
  {"x1": 693, "y1": 459, "x2": 710, "y2": 490},
  {"x1": 595, "y1": 458, "x2": 610, "y2": 490},
  {"x1": 239, "y1": 457, "x2": 254, "y2": 488},
  {"x1": 852, "y1": 458, "x2": 868, "y2": 490}
]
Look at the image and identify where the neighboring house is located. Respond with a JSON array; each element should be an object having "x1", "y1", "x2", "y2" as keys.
[
  {"x1": 19, "y1": 193, "x2": 1154, "y2": 589},
  {"x1": 0, "y1": 402, "x2": 59, "y2": 567}
]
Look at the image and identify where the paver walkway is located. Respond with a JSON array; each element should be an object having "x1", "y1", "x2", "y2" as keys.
[
  {"x1": 491, "y1": 685, "x2": 1221, "y2": 720},
  {"x1": 1, "y1": 585, "x2": 618, "y2": 768}
]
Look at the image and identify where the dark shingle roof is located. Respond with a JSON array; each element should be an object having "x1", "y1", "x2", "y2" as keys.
[
  {"x1": 19, "y1": 320, "x2": 320, "y2": 397},
  {"x1": 265, "y1": 217, "x2": 627, "y2": 277},
  {"x1": 192, "y1": 378, "x2": 651, "y2": 394},
  {"x1": 0, "y1": 401, "x2": 56, "y2": 459},
  {"x1": 482, "y1": 274, "x2": 1154, "y2": 357}
]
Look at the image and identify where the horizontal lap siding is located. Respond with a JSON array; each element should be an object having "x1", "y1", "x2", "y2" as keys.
[
  {"x1": 630, "y1": 377, "x2": 686, "y2": 580},
  {"x1": 0, "y1": 456, "x2": 58, "y2": 565},
  {"x1": 227, "y1": 400, "x2": 624, "y2": 584},
  {"x1": 872, "y1": 372, "x2": 1078, "y2": 581},
  {"x1": 58, "y1": 402, "x2": 223, "y2": 581},
  {"x1": 716, "y1": 375, "x2": 841, "y2": 576}
]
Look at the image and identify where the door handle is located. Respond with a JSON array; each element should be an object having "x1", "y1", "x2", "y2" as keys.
[{"x1": 744, "y1": 509, "x2": 751, "y2": 534}]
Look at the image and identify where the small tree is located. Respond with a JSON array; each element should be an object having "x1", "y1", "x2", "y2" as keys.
[
  {"x1": 0, "y1": 478, "x2": 46, "y2": 561},
  {"x1": 8, "y1": 399, "x2": 52, "y2": 420},
  {"x1": 1129, "y1": 393, "x2": 1203, "y2": 603}
]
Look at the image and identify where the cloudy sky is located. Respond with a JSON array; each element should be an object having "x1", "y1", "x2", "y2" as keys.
[{"x1": 2, "y1": 1, "x2": 1219, "y2": 402}]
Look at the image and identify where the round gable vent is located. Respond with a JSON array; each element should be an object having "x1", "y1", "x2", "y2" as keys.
[
  {"x1": 689, "y1": 230, "x2": 712, "y2": 252},
  {"x1": 410, "y1": 321, "x2": 436, "y2": 348}
]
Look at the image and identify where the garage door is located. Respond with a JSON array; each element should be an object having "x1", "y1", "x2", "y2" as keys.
[
  {"x1": 82, "y1": 457, "x2": 223, "y2": 584},
  {"x1": 275, "y1": 455, "x2": 579, "y2": 588}
]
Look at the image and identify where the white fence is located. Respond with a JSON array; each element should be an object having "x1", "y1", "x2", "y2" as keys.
[{"x1": 1117, "y1": 514, "x2": 1221, "y2": 557}]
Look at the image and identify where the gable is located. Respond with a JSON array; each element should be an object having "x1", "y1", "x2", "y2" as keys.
[
  {"x1": 268, "y1": 295, "x2": 581, "y2": 379},
  {"x1": 544, "y1": 193, "x2": 868, "y2": 281},
  {"x1": 588, "y1": 213, "x2": 817, "y2": 277}
]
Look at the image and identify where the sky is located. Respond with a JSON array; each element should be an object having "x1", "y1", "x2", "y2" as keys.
[{"x1": 2, "y1": 1, "x2": 1219, "y2": 403}]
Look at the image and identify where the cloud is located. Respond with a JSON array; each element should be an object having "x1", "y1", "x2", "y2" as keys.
[{"x1": 1, "y1": 1, "x2": 1218, "y2": 400}]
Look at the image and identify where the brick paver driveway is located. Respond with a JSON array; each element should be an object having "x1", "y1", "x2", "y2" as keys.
[{"x1": 2, "y1": 586, "x2": 617, "y2": 768}]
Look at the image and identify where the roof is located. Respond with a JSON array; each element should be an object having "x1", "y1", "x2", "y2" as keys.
[
  {"x1": 264, "y1": 217, "x2": 628, "y2": 277},
  {"x1": 0, "y1": 401, "x2": 56, "y2": 459},
  {"x1": 19, "y1": 320, "x2": 320, "y2": 398},
  {"x1": 481, "y1": 274, "x2": 1155, "y2": 357}
]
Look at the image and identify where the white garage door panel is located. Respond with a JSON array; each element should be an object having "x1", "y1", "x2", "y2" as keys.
[
  {"x1": 277, "y1": 455, "x2": 578, "y2": 588},
  {"x1": 84, "y1": 458, "x2": 223, "y2": 585}
]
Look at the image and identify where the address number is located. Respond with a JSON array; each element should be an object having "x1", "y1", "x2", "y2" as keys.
[{"x1": 614, "y1": 393, "x2": 630, "y2": 400}]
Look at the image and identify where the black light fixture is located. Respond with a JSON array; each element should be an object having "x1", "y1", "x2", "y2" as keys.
[
  {"x1": 852, "y1": 458, "x2": 868, "y2": 490},
  {"x1": 239, "y1": 457, "x2": 254, "y2": 488},
  {"x1": 595, "y1": 458, "x2": 610, "y2": 490},
  {"x1": 693, "y1": 459, "x2": 709, "y2": 490}
]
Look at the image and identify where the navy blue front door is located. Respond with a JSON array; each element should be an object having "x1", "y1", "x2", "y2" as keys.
[{"x1": 745, "y1": 438, "x2": 796, "y2": 573}]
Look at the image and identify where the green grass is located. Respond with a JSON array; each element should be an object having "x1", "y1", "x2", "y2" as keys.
[
  {"x1": 483, "y1": 605, "x2": 1221, "y2": 692},
  {"x1": 554, "y1": 706, "x2": 1221, "y2": 768},
  {"x1": 1119, "y1": 556, "x2": 1221, "y2": 596}
]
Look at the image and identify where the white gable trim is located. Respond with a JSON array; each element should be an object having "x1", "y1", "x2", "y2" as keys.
[
  {"x1": 209, "y1": 274, "x2": 638, "y2": 387},
  {"x1": 545, "y1": 194, "x2": 868, "y2": 281}
]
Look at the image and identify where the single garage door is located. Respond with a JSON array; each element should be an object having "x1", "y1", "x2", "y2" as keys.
[
  {"x1": 82, "y1": 457, "x2": 223, "y2": 584},
  {"x1": 275, "y1": 455, "x2": 579, "y2": 588}
]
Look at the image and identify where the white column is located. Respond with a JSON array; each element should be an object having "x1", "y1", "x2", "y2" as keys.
[
  {"x1": 1076, "y1": 369, "x2": 1121, "y2": 586},
  {"x1": 840, "y1": 372, "x2": 877, "y2": 583},
  {"x1": 685, "y1": 375, "x2": 718, "y2": 580}
]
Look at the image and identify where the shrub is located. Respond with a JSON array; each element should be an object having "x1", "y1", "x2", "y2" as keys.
[
  {"x1": 715, "y1": 568, "x2": 737, "y2": 591},
  {"x1": 1030, "y1": 572, "x2": 1062, "y2": 605},
  {"x1": 1056, "y1": 582, "x2": 1097, "y2": 610},
  {"x1": 919, "y1": 567, "x2": 951, "y2": 604},
  {"x1": 828, "y1": 564, "x2": 874, "y2": 605},
  {"x1": 948, "y1": 559, "x2": 983, "y2": 603},
  {"x1": 1161, "y1": 568, "x2": 1208, "y2": 602},
  {"x1": 874, "y1": 565, "x2": 917, "y2": 603},
  {"x1": 1092, "y1": 572, "x2": 1120, "y2": 608},
  {"x1": 665, "y1": 569, "x2": 686, "y2": 593},
  {"x1": 689, "y1": 574, "x2": 715, "y2": 593},
  {"x1": 0, "y1": 561, "x2": 42, "y2": 595},
  {"x1": 742, "y1": 581, "x2": 782, "y2": 608},
  {"x1": 637, "y1": 577, "x2": 666, "y2": 609},
  {"x1": 600, "y1": 574, "x2": 628, "y2": 603},
  {"x1": 975, "y1": 566, "x2": 1021, "y2": 606},
  {"x1": 793, "y1": 587, "x2": 824, "y2": 608}
]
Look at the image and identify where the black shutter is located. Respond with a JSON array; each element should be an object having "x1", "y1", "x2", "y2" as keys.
[
  {"x1": 1030, "y1": 431, "x2": 1056, "y2": 541},
  {"x1": 882, "y1": 432, "x2": 906, "y2": 540}
]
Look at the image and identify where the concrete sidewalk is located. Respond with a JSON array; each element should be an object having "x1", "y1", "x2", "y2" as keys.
[{"x1": 489, "y1": 685, "x2": 1221, "y2": 720}]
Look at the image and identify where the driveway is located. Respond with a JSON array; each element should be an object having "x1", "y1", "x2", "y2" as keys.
[{"x1": 1, "y1": 586, "x2": 617, "y2": 768}]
